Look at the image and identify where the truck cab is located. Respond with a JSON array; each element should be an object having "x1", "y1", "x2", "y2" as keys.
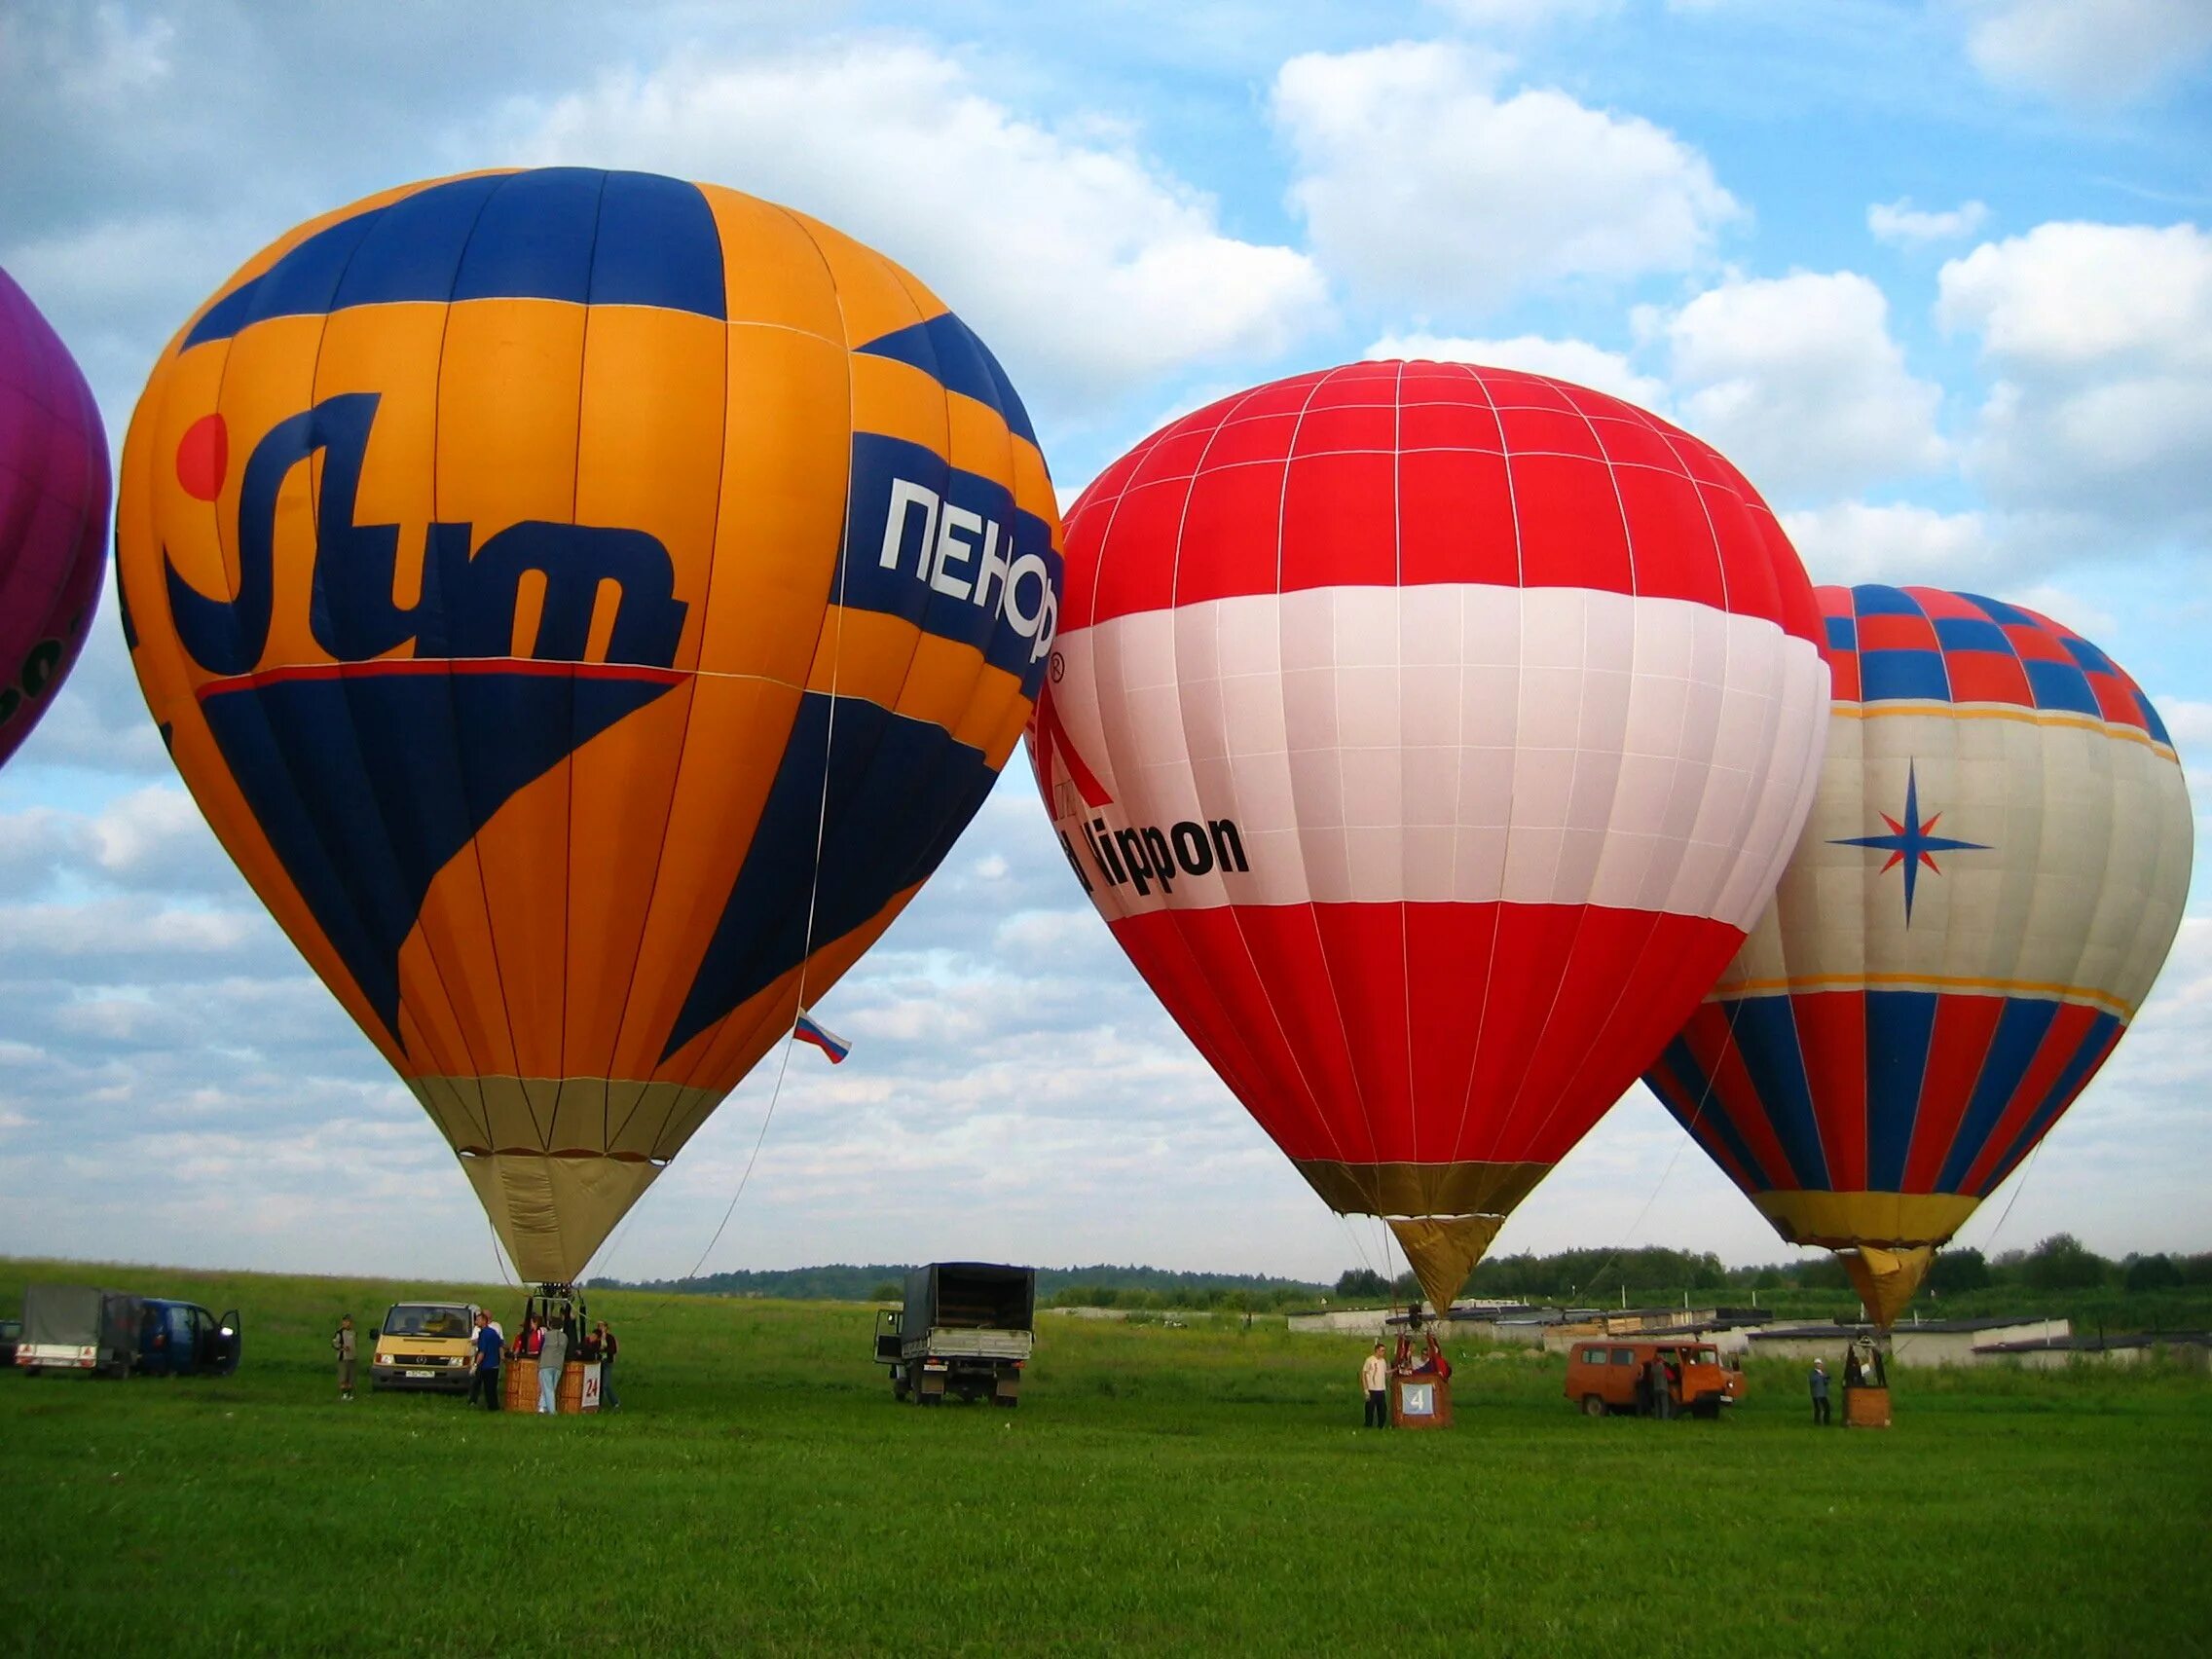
[
  {"x1": 371, "y1": 1301, "x2": 483, "y2": 1392},
  {"x1": 875, "y1": 1263, "x2": 1035, "y2": 1408},
  {"x1": 1565, "y1": 1339, "x2": 1743, "y2": 1419}
]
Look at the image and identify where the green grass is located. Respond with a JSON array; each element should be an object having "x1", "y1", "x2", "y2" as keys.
[{"x1": 3, "y1": 1257, "x2": 2209, "y2": 1657}]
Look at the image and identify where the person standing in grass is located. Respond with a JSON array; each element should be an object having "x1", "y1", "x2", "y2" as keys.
[
  {"x1": 536, "y1": 1315, "x2": 568, "y2": 1415},
  {"x1": 469, "y1": 1309, "x2": 502, "y2": 1412},
  {"x1": 1809, "y1": 1358, "x2": 1830, "y2": 1426},
  {"x1": 1361, "y1": 1341, "x2": 1390, "y2": 1428},
  {"x1": 594, "y1": 1320, "x2": 619, "y2": 1412},
  {"x1": 331, "y1": 1314, "x2": 356, "y2": 1403}
]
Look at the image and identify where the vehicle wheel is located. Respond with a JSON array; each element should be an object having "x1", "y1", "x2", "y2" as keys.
[
  {"x1": 1581, "y1": 1394, "x2": 1606, "y2": 1418},
  {"x1": 995, "y1": 1395, "x2": 1018, "y2": 1409},
  {"x1": 892, "y1": 1380, "x2": 910, "y2": 1402},
  {"x1": 22, "y1": 1367, "x2": 38, "y2": 1379},
  {"x1": 1694, "y1": 1398, "x2": 1721, "y2": 1420}
]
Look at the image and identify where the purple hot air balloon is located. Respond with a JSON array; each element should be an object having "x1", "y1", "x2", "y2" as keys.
[{"x1": 0, "y1": 265, "x2": 109, "y2": 768}]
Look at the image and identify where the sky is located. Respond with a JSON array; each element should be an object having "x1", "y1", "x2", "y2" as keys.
[{"x1": 1, "y1": 0, "x2": 2208, "y2": 1288}]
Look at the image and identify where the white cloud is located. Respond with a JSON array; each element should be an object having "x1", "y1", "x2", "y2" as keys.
[
  {"x1": 503, "y1": 37, "x2": 1329, "y2": 410},
  {"x1": 1780, "y1": 501, "x2": 2001, "y2": 589},
  {"x1": 1424, "y1": 0, "x2": 1621, "y2": 30},
  {"x1": 1365, "y1": 331, "x2": 1668, "y2": 410},
  {"x1": 1937, "y1": 221, "x2": 2212, "y2": 541},
  {"x1": 1868, "y1": 198, "x2": 1989, "y2": 246},
  {"x1": 2000, "y1": 583, "x2": 2119, "y2": 642},
  {"x1": 1963, "y1": 0, "x2": 2212, "y2": 105},
  {"x1": 1273, "y1": 41, "x2": 1738, "y2": 312},
  {"x1": 1647, "y1": 271, "x2": 1946, "y2": 501}
]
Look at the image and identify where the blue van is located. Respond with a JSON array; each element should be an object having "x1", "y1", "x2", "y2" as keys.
[{"x1": 135, "y1": 1299, "x2": 241, "y2": 1378}]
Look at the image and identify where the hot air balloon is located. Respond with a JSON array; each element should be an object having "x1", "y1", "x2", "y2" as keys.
[
  {"x1": 1030, "y1": 360, "x2": 1829, "y2": 1312},
  {"x1": 1645, "y1": 585, "x2": 2194, "y2": 1325},
  {"x1": 116, "y1": 168, "x2": 1060, "y2": 1285},
  {"x1": 0, "y1": 265, "x2": 108, "y2": 769}
]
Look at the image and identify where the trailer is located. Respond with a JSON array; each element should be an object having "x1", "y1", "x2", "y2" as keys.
[
  {"x1": 873, "y1": 1263, "x2": 1034, "y2": 1407},
  {"x1": 15, "y1": 1285, "x2": 140, "y2": 1378}
]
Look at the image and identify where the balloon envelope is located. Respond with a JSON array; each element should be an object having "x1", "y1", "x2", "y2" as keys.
[
  {"x1": 1031, "y1": 360, "x2": 1828, "y2": 1309},
  {"x1": 117, "y1": 168, "x2": 1060, "y2": 1282},
  {"x1": 0, "y1": 265, "x2": 109, "y2": 768},
  {"x1": 1645, "y1": 585, "x2": 2194, "y2": 1323}
]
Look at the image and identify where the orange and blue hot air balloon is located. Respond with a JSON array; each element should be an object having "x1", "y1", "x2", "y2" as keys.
[
  {"x1": 0, "y1": 265, "x2": 109, "y2": 768},
  {"x1": 116, "y1": 168, "x2": 1061, "y2": 1284},
  {"x1": 1645, "y1": 586, "x2": 2194, "y2": 1324}
]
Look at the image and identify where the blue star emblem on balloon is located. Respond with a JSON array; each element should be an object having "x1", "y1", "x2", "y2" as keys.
[{"x1": 1830, "y1": 760, "x2": 1990, "y2": 923}]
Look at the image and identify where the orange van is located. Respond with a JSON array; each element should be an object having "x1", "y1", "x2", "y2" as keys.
[{"x1": 1565, "y1": 1338, "x2": 1744, "y2": 1419}]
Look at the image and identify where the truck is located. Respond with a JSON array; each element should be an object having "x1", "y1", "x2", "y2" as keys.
[
  {"x1": 873, "y1": 1262, "x2": 1034, "y2": 1407},
  {"x1": 13, "y1": 1285, "x2": 240, "y2": 1379}
]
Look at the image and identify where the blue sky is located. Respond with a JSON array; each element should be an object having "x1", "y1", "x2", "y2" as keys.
[{"x1": 1, "y1": 0, "x2": 2207, "y2": 1284}]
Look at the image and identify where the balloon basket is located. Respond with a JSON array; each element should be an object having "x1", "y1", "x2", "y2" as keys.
[
  {"x1": 1844, "y1": 1385, "x2": 1892, "y2": 1428},
  {"x1": 1390, "y1": 1374, "x2": 1454, "y2": 1429},
  {"x1": 502, "y1": 1357, "x2": 601, "y2": 1415}
]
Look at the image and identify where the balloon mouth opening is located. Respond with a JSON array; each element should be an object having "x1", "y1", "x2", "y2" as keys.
[{"x1": 455, "y1": 1148, "x2": 668, "y2": 1165}]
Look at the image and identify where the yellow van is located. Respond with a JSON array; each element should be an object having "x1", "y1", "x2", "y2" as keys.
[{"x1": 370, "y1": 1301, "x2": 483, "y2": 1392}]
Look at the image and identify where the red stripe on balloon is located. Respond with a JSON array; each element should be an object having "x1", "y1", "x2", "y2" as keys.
[
  {"x1": 1955, "y1": 1002, "x2": 2102, "y2": 1196},
  {"x1": 1113, "y1": 902, "x2": 1741, "y2": 1171},
  {"x1": 1902, "y1": 994, "x2": 2009, "y2": 1193}
]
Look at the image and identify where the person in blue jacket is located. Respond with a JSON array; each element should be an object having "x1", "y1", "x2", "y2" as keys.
[{"x1": 469, "y1": 1309, "x2": 502, "y2": 1411}]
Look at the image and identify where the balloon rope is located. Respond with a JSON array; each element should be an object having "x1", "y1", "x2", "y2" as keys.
[
  {"x1": 1975, "y1": 1133, "x2": 2048, "y2": 1255},
  {"x1": 656, "y1": 501, "x2": 853, "y2": 1302},
  {"x1": 485, "y1": 1208, "x2": 518, "y2": 1291},
  {"x1": 1568, "y1": 992, "x2": 1751, "y2": 1306}
]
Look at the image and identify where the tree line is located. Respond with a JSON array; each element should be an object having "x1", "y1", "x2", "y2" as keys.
[
  {"x1": 1331, "y1": 1235, "x2": 2212, "y2": 1305},
  {"x1": 601, "y1": 1235, "x2": 2208, "y2": 1313}
]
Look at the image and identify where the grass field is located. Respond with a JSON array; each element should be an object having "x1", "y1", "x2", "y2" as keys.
[{"x1": 3, "y1": 1257, "x2": 2209, "y2": 1657}]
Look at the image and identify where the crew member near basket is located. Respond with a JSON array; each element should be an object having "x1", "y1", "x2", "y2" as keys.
[{"x1": 1361, "y1": 1342, "x2": 1390, "y2": 1428}]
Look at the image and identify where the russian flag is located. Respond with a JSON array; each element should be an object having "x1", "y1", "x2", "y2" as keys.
[{"x1": 793, "y1": 1008, "x2": 851, "y2": 1064}]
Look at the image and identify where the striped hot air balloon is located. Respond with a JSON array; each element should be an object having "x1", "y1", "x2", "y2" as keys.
[
  {"x1": 116, "y1": 168, "x2": 1059, "y2": 1284},
  {"x1": 1645, "y1": 586, "x2": 2194, "y2": 1325},
  {"x1": 1031, "y1": 360, "x2": 1830, "y2": 1311},
  {"x1": 0, "y1": 265, "x2": 108, "y2": 769}
]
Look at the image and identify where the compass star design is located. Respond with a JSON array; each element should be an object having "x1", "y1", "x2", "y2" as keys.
[{"x1": 1830, "y1": 761, "x2": 1990, "y2": 924}]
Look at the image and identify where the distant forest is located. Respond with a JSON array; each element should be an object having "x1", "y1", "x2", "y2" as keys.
[
  {"x1": 601, "y1": 1262, "x2": 1329, "y2": 1309},
  {"x1": 601, "y1": 1235, "x2": 2212, "y2": 1318}
]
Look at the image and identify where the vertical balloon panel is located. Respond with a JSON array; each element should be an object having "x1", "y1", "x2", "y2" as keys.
[{"x1": 117, "y1": 169, "x2": 1062, "y2": 1282}]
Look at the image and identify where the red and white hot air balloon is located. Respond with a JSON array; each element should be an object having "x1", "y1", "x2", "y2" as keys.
[{"x1": 1031, "y1": 360, "x2": 1829, "y2": 1309}]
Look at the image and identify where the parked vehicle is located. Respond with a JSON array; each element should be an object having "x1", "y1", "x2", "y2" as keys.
[
  {"x1": 371, "y1": 1301, "x2": 483, "y2": 1392},
  {"x1": 136, "y1": 1299, "x2": 242, "y2": 1378},
  {"x1": 14, "y1": 1285, "x2": 240, "y2": 1378},
  {"x1": 873, "y1": 1263, "x2": 1034, "y2": 1407},
  {"x1": 0, "y1": 1316, "x2": 19, "y2": 1369},
  {"x1": 1566, "y1": 1338, "x2": 1744, "y2": 1419},
  {"x1": 16, "y1": 1285, "x2": 142, "y2": 1378}
]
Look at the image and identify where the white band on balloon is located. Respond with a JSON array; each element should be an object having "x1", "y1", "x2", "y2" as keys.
[{"x1": 1040, "y1": 581, "x2": 1828, "y2": 933}]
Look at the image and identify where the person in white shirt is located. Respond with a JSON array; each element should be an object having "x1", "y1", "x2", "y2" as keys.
[{"x1": 1361, "y1": 1342, "x2": 1390, "y2": 1428}]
